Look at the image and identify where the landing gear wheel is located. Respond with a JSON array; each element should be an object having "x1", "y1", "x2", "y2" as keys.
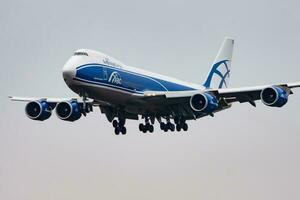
[
  {"x1": 114, "y1": 127, "x2": 120, "y2": 135},
  {"x1": 149, "y1": 125, "x2": 154, "y2": 133},
  {"x1": 142, "y1": 126, "x2": 147, "y2": 133},
  {"x1": 146, "y1": 123, "x2": 150, "y2": 130},
  {"x1": 170, "y1": 123, "x2": 175, "y2": 132},
  {"x1": 139, "y1": 123, "x2": 144, "y2": 132},
  {"x1": 160, "y1": 122, "x2": 165, "y2": 130},
  {"x1": 121, "y1": 126, "x2": 127, "y2": 135},
  {"x1": 166, "y1": 122, "x2": 171, "y2": 129},
  {"x1": 166, "y1": 122, "x2": 174, "y2": 132},
  {"x1": 176, "y1": 124, "x2": 181, "y2": 132},
  {"x1": 112, "y1": 120, "x2": 118, "y2": 128},
  {"x1": 182, "y1": 123, "x2": 188, "y2": 131},
  {"x1": 163, "y1": 125, "x2": 168, "y2": 132}
]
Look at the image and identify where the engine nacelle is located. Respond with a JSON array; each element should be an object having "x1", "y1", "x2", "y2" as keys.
[
  {"x1": 260, "y1": 86, "x2": 288, "y2": 107},
  {"x1": 190, "y1": 93, "x2": 219, "y2": 113},
  {"x1": 25, "y1": 100, "x2": 52, "y2": 121},
  {"x1": 55, "y1": 101, "x2": 82, "y2": 122}
]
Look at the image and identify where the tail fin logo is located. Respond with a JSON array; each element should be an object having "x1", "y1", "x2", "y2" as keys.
[{"x1": 203, "y1": 60, "x2": 230, "y2": 89}]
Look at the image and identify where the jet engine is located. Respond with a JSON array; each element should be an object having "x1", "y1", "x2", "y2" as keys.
[
  {"x1": 55, "y1": 100, "x2": 82, "y2": 121},
  {"x1": 190, "y1": 93, "x2": 219, "y2": 113},
  {"x1": 25, "y1": 100, "x2": 52, "y2": 121},
  {"x1": 261, "y1": 86, "x2": 288, "y2": 107}
]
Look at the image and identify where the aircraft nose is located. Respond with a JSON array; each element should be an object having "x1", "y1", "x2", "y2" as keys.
[{"x1": 62, "y1": 64, "x2": 75, "y2": 84}]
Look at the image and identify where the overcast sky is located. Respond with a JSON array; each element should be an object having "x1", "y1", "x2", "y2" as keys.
[{"x1": 1, "y1": 0, "x2": 300, "y2": 199}]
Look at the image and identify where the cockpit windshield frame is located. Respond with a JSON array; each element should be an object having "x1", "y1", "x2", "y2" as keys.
[{"x1": 74, "y1": 52, "x2": 88, "y2": 56}]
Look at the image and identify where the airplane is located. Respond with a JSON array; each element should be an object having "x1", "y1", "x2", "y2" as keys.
[{"x1": 9, "y1": 38, "x2": 300, "y2": 135}]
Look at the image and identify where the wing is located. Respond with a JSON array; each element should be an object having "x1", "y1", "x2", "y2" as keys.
[
  {"x1": 9, "y1": 96, "x2": 81, "y2": 103},
  {"x1": 8, "y1": 96, "x2": 135, "y2": 121},
  {"x1": 8, "y1": 96, "x2": 111, "y2": 106},
  {"x1": 135, "y1": 82, "x2": 300, "y2": 119},
  {"x1": 8, "y1": 96, "x2": 112, "y2": 115},
  {"x1": 211, "y1": 82, "x2": 300, "y2": 106}
]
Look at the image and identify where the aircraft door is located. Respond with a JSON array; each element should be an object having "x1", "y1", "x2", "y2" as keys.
[{"x1": 103, "y1": 67, "x2": 108, "y2": 81}]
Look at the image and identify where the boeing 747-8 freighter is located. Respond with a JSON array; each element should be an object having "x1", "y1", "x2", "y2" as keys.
[{"x1": 10, "y1": 38, "x2": 300, "y2": 135}]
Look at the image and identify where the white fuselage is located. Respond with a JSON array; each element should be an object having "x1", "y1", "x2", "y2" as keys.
[{"x1": 62, "y1": 49, "x2": 204, "y2": 110}]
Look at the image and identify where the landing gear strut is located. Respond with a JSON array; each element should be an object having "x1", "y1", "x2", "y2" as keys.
[{"x1": 112, "y1": 118, "x2": 127, "y2": 135}]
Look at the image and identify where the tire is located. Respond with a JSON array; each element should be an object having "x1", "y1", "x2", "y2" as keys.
[
  {"x1": 112, "y1": 120, "x2": 118, "y2": 128},
  {"x1": 167, "y1": 122, "x2": 172, "y2": 129},
  {"x1": 176, "y1": 124, "x2": 181, "y2": 132},
  {"x1": 163, "y1": 126, "x2": 168, "y2": 132},
  {"x1": 146, "y1": 123, "x2": 151, "y2": 130},
  {"x1": 114, "y1": 127, "x2": 120, "y2": 135},
  {"x1": 121, "y1": 126, "x2": 127, "y2": 135},
  {"x1": 182, "y1": 123, "x2": 188, "y2": 131},
  {"x1": 149, "y1": 125, "x2": 154, "y2": 133},
  {"x1": 142, "y1": 127, "x2": 147, "y2": 133},
  {"x1": 139, "y1": 123, "x2": 143, "y2": 131},
  {"x1": 170, "y1": 123, "x2": 175, "y2": 132},
  {"x1": 160, "y1": 123, "x2": 165, "y2": 130}
]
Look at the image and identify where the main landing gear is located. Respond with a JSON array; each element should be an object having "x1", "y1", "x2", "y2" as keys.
[
  {"x1": 111, "y1": 116, "x2": 189, "y2": 134},
  {"x1": 112, "y1": 118, "x2": 127, "y2": 135},
  {"x1": 139, "y1": 117, "x2": 154, "y2": 133},
  {"x1": 174, "y1": 117, "x2": 188, "y2": 132},
  {"x1": 159, "y1": 117, "x2": 188, "y2": 132},
  {"x1": 160, "y1": 121, "x2": 175, "y2": 132},
  {"x1": 137, "y1": 116, "x2": 189, "y2": 133}
]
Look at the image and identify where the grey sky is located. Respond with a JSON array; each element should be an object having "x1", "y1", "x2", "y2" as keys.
[{"x1": 1, "y1": 0, "x2": 300, "y2": 199}]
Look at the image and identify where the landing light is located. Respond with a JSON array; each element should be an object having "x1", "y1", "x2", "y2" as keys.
[{"x1": 146, "y1": 93, "x2": 156, "y2": 97}]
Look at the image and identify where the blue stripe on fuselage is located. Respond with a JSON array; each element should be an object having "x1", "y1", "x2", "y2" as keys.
[
  {"x1": 73, "y1": 77, "x2": 144, "y2": 94},
  {"x1": 75, "y1": 63, "x2": 195, "y2": 93}
]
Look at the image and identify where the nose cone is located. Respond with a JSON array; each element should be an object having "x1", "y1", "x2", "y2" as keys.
[{"x1": 62, "y1": 63, "x2": 76, "y2": 85}]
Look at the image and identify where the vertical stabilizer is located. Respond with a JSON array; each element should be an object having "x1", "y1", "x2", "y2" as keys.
[{"x1": 203, "y1": 38, "x2": 234, "y2": 89}]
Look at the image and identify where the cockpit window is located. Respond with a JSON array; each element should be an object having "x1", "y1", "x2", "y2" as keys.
[{"x1": 74, "y1": 52, "x2": 88, "y2": 56}]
